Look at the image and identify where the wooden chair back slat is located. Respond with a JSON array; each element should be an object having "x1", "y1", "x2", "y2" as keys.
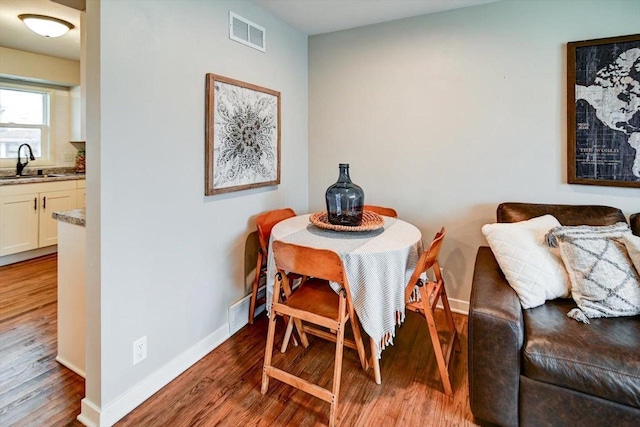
[
  {"x1": 418, "y1": 227, "x2": 445, "y2": 272},
  {"x1": 404, "y1": 228, "x2": 445, "y2": 303},
  {"x1": 364, "y1": 205, "x2": 398, "y2": 218},
  {"x1": 272, "y1": 240, "x2": 345, "y2": 285},
  {"x1": 256, "y1": 208, "x2": 296, "y2": 252}
]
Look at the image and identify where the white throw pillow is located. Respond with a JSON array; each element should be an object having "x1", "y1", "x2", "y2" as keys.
[
  {"x1": 546, "y1": 223, "x2": 640, "y2": 324},
  {"x1": 482, "y1": 215, "x2": 571, "y2": 309}
]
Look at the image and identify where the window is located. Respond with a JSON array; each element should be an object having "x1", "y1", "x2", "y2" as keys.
[{"x1": 0, "y1": 81, "x2": 53, "y2": 164}]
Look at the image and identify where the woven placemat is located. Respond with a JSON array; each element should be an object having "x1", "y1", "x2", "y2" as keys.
[{"x1": 309, "y1": 210, "x2": 384, "y2": 232}]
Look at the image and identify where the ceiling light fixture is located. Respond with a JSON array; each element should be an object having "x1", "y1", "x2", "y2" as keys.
[{"x1": 18, "y1": 14, "x2": 74, "y2": 38}]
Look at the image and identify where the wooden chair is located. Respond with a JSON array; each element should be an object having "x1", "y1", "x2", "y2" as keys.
[
  {"x1": 404, "y1": 227, "x2": 460, "y2": 396},
  {"x1": 363, "y1": 204, "x2": 398, "y2": 218},
  {"x1": 249, "y1": 208, "x2": 296, "y2": 324},
  {"x1": 262, "y1": 241, "x2": 368, "y2": 427}
]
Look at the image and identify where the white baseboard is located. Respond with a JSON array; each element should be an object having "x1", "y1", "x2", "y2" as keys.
[
  {"x1": 229, "y1": 290, "x2": 265, "y2": 335},
  {"x1": 77, "y1": 398, "x2": 100, "y2": 427},
  {"x1": 437, "y1": 297, "x2": 469, "y2": 315},
  {"x1": 56, "y1": 355, "x2": 86, "y2": 378},
  {"x1": 77, "y1": 323, "x2": 229, "y2": 427},
  {"x1": 0, "y1": 245, "x2": 57, "y2": 266},
  {"x1": 449, "y1": 297, "x2": 469, "y2": 315}
]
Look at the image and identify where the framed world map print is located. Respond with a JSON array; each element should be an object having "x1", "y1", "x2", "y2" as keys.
[
  {"x1": 205, "y1": 74, "x2": 281, "y2": 195},
  {"x1": 567, "y1": 34, "x2": 640, "y2": 188}
]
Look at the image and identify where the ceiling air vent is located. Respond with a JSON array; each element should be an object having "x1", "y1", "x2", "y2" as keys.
[{"x1": 229, "y1": 12, "x2": 266, "y2": 53}]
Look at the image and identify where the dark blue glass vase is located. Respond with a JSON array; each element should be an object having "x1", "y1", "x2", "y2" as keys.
[{"x1": 325, "y1": 163, "x2": 364, "y2": 226}]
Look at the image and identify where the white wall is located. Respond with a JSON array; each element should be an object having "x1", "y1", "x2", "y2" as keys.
[
  {"x1": 83, "y1": 0, "x2": 308, "y2": 424},
  {"x1": 0, "y1": 47, "x2": 80, "y2": 86},
  {"x1": 308, "y1": 0, "x2": 640, "y2": 311}
]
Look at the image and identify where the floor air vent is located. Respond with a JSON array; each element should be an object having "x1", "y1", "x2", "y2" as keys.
[{"x1": 229, "y1": 12, "x2": 266, "y2": 53}]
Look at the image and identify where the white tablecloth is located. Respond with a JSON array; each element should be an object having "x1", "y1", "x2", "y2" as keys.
[{"x1": 266, "y1": 214, "x2": 423, "y2": 357}]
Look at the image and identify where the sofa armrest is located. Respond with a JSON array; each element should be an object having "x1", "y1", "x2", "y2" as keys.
[
  {"x1": 468, "y1": 247, "x2": 524, "y2": 427},
  {"x1": 631, "y1": 213, "x2": 640, "y2": 237}
]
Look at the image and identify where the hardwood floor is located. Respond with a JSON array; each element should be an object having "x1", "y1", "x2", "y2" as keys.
[
  {"x1": 115, "y1": 310, "x2": 476, "y2": 426},
  {"x1": 0, "y1": 254, "x2": 84, "y2": 427},
  {"x1": 1, "y1": 254, "x2": 478, "y2": 426}
]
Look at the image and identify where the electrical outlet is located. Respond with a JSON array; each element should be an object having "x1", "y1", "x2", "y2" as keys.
[
  {"x1": 63, "y1": 152, "x2": 74, "y2": 162},
  {"x1": 133, "y1": 336, "x2": 147, "y2": 365}
]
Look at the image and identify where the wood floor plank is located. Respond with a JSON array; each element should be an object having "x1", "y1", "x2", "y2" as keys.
[
  {"x1": 1, "y1": 254, "x2": 480, "y2": 426},
  {"x1": 0, "y1": 255, "x2": 84, "y2": 427},
  {"x1": 116, "y1": 310, "x2": 478, "y2": 427}
]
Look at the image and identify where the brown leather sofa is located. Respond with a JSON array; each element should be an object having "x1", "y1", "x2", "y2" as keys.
[{"x1": 469, "y1": 203, "x2": 640, "y2": 427}]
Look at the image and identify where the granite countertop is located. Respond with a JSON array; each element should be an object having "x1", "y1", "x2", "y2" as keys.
[
  {"x1": 52, "y1": 208, "x2": 86, "y2": 227},
  {"x1": 0, "y1": 173, "x2": 86, "y2": 186}
]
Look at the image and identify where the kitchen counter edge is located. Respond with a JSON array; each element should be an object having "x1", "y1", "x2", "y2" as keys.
[
  {"x1": 52, "y1": 208, "x2": 86, "y2": 227},
  {"x1": 0, "y1": 174, "x2": 86, "y2": 186}
]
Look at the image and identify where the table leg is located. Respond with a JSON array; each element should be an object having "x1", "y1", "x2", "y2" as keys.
[
  {"x1": 369, "y1": 337, "x2": 381, "y2": 385},
  {"x1": 280, "y1": 316, "x2": 295, "y2": 353}
]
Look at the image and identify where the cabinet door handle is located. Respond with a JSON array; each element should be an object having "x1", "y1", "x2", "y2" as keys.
[
  {"x1": 43, "y1": 196, "x2": 46, "y2": 210},
  {"x1": 34, "y1": 197, "x2": 37, "y2": 211}
]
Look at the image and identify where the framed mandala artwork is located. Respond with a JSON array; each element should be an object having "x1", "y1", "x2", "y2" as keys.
[{"x1": 205, "y1": 74, "x2": 281, "y2": 195}]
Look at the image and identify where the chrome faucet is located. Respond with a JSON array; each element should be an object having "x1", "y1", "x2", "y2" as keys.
[{"x1": 16, "y1": 143, "x2": 35, "y2": 176}]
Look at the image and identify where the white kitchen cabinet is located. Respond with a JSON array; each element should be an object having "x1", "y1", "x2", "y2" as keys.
[
  {"x1": 0, "y1": 180, "x2": 78, "y2": 256},
  {"x1": 76, "y1": 179, "x2": 86, "y2": 208},
  {"x1": 0, "y1": 192, "x2": 40, "y2": 255},
  {"x1": 38, "y1": 189, "x2": 77, "y2": 248}
]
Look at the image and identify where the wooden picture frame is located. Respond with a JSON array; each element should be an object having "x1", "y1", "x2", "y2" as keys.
[
  {"x1": 567, "y1": 34, "x2": 640, "y2": 188},
  {"x1": 205, "y1": 74, "x2": 281, "y2": 195}
]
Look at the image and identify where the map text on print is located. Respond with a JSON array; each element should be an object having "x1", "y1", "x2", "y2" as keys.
[{"x1": 570, "y1": 35, "x2": 640, "y2": 186}]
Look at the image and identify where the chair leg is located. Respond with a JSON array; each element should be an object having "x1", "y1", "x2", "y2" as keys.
[
  {"x1": 249, "y1": 251, "x2": 263, "y2": 325},
  {"x1": 280, "y1": 316, "x2": 295, "y2": 353},
  {"x1": 279, "y1": 275, "x2": 301, "y2": 349},
  {"x1": 440, "y1": 287, "x2": 461, "y2": 352},
  {"x1": 262, "y1": 272, "x2": 283, "y2": 394},
  {"x1": 261, "y1": 309, "x2": 278, "y2": 394},
  {"x1": 293, "y1": 317, "x2": 310, "y2": 348},
  {"x1": 329, "y1": 297, "x2": 347, "y2": 427},
  {"x1": 419, "y1": 286, "x2": 453, "y2": 397}
]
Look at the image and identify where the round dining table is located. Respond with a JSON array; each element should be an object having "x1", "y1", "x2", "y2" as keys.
[{"x1": 265, "y1": 213, "x2": 423, "y2": 383}]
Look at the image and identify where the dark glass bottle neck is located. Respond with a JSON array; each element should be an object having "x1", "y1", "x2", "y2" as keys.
[{"x1": 338, "y1": 164, "x2": 351, "y2": 182}]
